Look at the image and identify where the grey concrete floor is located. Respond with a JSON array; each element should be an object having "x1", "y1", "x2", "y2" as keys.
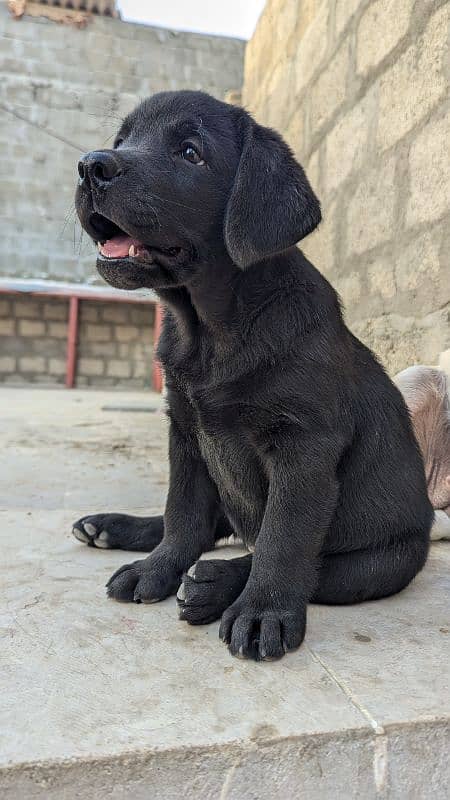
[{"x1": 0, "y1": 387, "x2": 449, "y2": 799}]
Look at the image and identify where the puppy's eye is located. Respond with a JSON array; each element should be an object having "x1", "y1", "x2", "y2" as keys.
[
  {"x1": 114, "y1": 137, "x2": 124, "y2": 149},
  {"x1": 180, "y1": 142, "x2": 205, "y2": 165}
]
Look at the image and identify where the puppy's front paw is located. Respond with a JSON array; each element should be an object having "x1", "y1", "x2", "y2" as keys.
[
  {"x1": 106, "y1": 553, "x2": 180, "y2": 603},
  {"x1": 219, "y1": 595, "x2": 306, "y2": 661}
]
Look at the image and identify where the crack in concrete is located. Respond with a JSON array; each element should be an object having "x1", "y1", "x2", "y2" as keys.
[
  {"x1": 305, "y1": 644, "x2": 385, "y2": 735},
  {"x1": 306, "y1": 645, "x2": 391, "y2": 793}
]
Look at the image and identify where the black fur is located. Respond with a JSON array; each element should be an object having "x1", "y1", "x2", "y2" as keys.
[{"x1": 74, "y1": 91, "x2": 432, "y2": 661}]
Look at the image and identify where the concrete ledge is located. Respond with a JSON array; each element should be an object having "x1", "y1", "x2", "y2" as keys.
[
  {"x1": 0, "y1": 278, "x2": 157, "y2": 304},
  {"x1": 1, "y1": 720, "x2": 449, "y2": 799},
  {"x1": 2, "y1": 719, "x2": 450, "y2": 799}
]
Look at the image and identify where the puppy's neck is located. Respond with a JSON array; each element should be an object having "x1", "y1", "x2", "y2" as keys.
[
  {"x1": 188, "y1": 255, "x2": 241, "y2": 329},
  {"x1": 157, "y1": 250, "x2": 303, "y2": 342},
  {"x1": 159, "y1": 252, "x2": 242, "y2": 335}
]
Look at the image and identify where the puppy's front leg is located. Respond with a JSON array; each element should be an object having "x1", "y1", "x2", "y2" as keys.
[
  {"x1": 107, "y1": 417, "x2": 220, "y2": 603},
  {"x1": 220, "y1": 433, "x2": 342, "y2": 660}
]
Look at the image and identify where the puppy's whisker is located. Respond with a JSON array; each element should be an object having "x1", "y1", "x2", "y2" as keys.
[
  {"x1": 77, "y1": 227, "x2": 85, "y2": 257},
  {"x1": 59, "y1": 204, "x2": 77, "y2": 239},
  {"x1": 86, "y1": 111, "x2": 124, "y2": 123},
  {"x1": 102, "y1": 133, "x2": 115, "y2": 146}
]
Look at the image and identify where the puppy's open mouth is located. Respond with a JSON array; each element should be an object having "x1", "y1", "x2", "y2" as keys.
[{"x1": 90, "y1": 212, "x2": 186, "y2": 265}]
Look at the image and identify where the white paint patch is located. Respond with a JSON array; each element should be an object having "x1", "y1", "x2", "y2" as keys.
[
  {"x1": 219, "y1": 759, "x2": 240, "y2": 800},
  {"x1": 373, "y1": 735, "x2": 388, "y2": 793}
]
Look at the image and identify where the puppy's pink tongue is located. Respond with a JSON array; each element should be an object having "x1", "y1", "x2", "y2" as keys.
[{"x1": 99, "y1": 236, "x2": 142, "y2": 258}]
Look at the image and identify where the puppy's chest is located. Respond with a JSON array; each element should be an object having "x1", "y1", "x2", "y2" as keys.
[
  {"x1": 196, "y1": 423, "x2": 266, "y2": 542},
  {"x1": 197, "y1": 426, "x2": 251, "y2": 489},
  {"x1": 186, "y1": 378, "x2": 267, "y2": 525}
]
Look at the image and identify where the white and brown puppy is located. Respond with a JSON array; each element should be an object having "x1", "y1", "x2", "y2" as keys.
[{"x1": 395, "y1": 351, "x2": 450, "y2": 541}]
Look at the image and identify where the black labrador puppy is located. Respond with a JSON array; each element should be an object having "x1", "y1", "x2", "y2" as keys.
[{"x1": 73, "y1": 91, "x2": 433, "y2": 661}]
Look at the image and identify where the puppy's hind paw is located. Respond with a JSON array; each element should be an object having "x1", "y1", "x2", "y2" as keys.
[
  {"x1": 177, "y1": 557, "x2": 251, "y2": 625},
  {"x1": 72, "y1": 515, "x2": 112, "y2": 548}
]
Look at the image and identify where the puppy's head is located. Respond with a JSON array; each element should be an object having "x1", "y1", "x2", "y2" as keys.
[{"x1": 75, "y1": 90, "x2": 321, "y2": 290}]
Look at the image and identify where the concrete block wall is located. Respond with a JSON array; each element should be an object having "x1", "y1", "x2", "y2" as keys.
[
  {"x1": 0, "y1": 1, "x2": 245, "y2": 284},
  {"x1": 76, "y1": 300, "x2": 155, "y2": 387},
  {"x1": 243, "y1": 0, "x2": 449, "y2": 374},
  {"x1": 0, "y1": 295, "x2": 155, "y2": 387}
]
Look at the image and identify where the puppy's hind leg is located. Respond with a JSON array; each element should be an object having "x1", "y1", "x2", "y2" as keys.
[
  {"x1": 72, "y1": 514, "x2": 164, "y2": 551},
  {"x1": 177, "y1": 554, "x2": 253, "y2": 625},
  {"x1": 72, "y1": 511, "x2": 235, "y2": 552},
  {"x1": 313, "y1": 534, "x2": 429, "y2": 605}
]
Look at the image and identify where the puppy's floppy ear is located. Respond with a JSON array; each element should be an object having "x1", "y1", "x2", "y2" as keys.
[{"x1": 224, "y1": 112, "x2": 321, "y2": 268}]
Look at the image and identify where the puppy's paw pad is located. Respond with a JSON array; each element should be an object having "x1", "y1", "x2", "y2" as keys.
[
  {"x1": 72, "y1": 516, "x2": 111, "y2": 548},
  {"x1": 94, "y1": 531, "x2": 111, "y2": 548},
  {"x1": 72, "y1": 525, "x2": 91, "y2": 544}
]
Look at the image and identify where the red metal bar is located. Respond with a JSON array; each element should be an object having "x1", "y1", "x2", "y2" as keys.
[
  {"x1": 66, "y1": 296, "x2": 79, "y2": 389},
  {"x1": 152, "y1": 303, "x2": 164, "y2": 393}
]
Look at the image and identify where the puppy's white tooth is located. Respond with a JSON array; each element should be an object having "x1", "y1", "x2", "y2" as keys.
[
  {"x1": 177, "y1": 583, "x2": 186, "y2": 601},
  {"x1": 187, "y1": 565, "x2": 196, "y2": 579},
  {"x1": 129, "y1": 244, "x2": 136, "y2": 257},
  {"x1": 83, "y1": 522, "x2": 97, "y2": 537},
  {"x1": 97, "y1": 242, "x2": 102, "y2": 252}
]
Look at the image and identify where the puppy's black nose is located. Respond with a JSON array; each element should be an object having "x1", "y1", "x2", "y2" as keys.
[{"x1": 78, "y1": 151, "x2": 121, "y2": 186}]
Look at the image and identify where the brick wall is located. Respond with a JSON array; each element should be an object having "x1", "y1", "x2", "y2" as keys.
[
  {"x1": 0, "y1": 1, "x2": 245, "y2": 284},
  {"x1": 243, "y1": 0, "x2": 449, "y2": 374},
  {"x1": 0, "y1": 295, "x2": 155, "y2": 387}
]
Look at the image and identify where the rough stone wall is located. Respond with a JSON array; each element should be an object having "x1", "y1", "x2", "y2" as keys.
[
  {"x1": 0, "y1": 1, "x2": 245, "y2": 283},
  {"x1": 0, "y1": 295, "x2": 155, "y2": 387},
  {"x1": 243, "y1": 0, "x2": 449, "y2": 374}
]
